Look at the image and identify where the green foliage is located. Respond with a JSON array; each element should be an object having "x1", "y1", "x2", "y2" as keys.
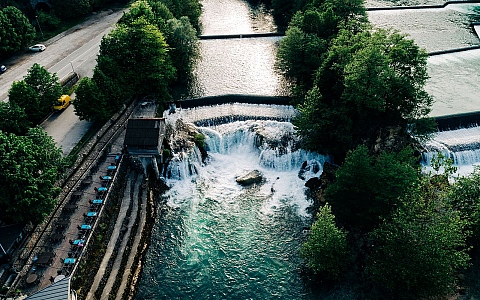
[
  {"x1": 326, "y1": 145, "x2": 420, "y2": 230},
  {"x1": 166, "y1": 16, "x2": 199, "y2": 81},
  {"x1": 119, "y1": 0, "x2": 156, "y2": 27},
  {"x1": 73, "y1": 77, "x2": 112, "y2": 122},
  {"x1": 162, "y1": 148, "x2": 171, "y2": 158},
  {"x1": 271, "y1": 0, "x2": 304, "y2": 27},
  {"x1": 75, "y1": 18, "x2": 176, "y2": 121},
  {"x1": 121, "y1": 1, "x2": 199, "y2": 82},
  {"x1": 367, "y1": 179, "x2": 470, "y2": 298},
  {"x1": 193, "y1": 132, "x2": 205, "y2": 148},
  {"x1": 0, "y1": 6, "x2": 35, "y2": 57},
  {"x1": 0, "y1": 101, "x2": 31, "y2": 135},
  {"x1": 300, "y1": 204, "x2": 351, "y2": 279},
  {"x1": 9, "y1": 63, "x2": 62, "y2": 124},
  {"x1": 276, "y1": 1, "x2": 367, "y2": 96},
  {"x1": 294, "y1": 27, "x2": 433, "y2": 156},
  {"x1": 275, "y1": 20, "x2": 328, "y2": 93},
  {"x1": 36, "y1": 10, "x2": 61, "y2": 31},
  {"x1": 0, "y1": 127, "x2": 63, "y2": 224},
  {"x1": 293, "y1": 87, "x2": 352, "y2": 154},
  {"x1": 448, "y1": 169, "x2": 480, "y2": 250},
  {"x1": 50, "y1": 0, "x2": 91, "y2": 20},
  {"x1": 149, "y1": 0, "x2": 202, "y2": 31}
]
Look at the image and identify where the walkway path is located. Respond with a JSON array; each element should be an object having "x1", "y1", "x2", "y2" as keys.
[
  {"x1": 85, "y1": 172, "x2": 134, "y2": 299},
  {"x1": 100, "y1": 174, "x2": 143, "y2": 299},
  {"x1": 115, "y1": 182, "x2": 147, "y2": 299}
]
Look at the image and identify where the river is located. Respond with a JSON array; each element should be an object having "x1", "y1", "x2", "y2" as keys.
[{"x1": 135, "y1": 0, "x2": 480, "y2": 299}]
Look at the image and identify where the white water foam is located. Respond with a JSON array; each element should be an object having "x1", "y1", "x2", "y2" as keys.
[
  {"x1": 164, "y1": 120, "x2": 328, "y2": 217},
  {"x1": 422, "y1": 126, "x2": 480, "y2": 176}
]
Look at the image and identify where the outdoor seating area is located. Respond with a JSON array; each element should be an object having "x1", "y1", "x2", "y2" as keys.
[{"x1": 24, "y1": 154, "x2": 121, "y2": 289}]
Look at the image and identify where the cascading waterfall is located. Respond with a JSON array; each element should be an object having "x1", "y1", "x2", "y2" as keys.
[
  {"x1": 137, "y1": 119, "x2": 329, "y2": 299},
  {"x1": 421, "y1": 126, "x2": 480, "y2": 175}
]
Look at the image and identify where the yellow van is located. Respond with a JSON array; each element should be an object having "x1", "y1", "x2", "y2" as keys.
[{"x1": 53, "y1": 95, "x2": 71, "y2": 111}]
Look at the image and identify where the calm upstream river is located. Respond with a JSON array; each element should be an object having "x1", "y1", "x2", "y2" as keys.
[{"x1": 136, "y1": 1, "x2": 480, "y2": 299}]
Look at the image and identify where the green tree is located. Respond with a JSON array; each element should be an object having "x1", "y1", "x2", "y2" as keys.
[
  {"x1": 0, "y1": 6, "x2": 35, "y2": 54},
  {"x1": 166, "y1": 16, "x2": 199, "y2": 81},
  {"x1": 300, "y1": 203, "x2": 350, "y2": 279},
  {"x1": 0, "y1": 6, "x2": 35, "y2": 57},
  {"x1": 148, "y1": 0, "x2": 175, "y2": 33},
  {"x1": 75, "y1": 19, "x2": 176, "y2": 121},
  {"x1": 50, "y1": 0, "x2": 91, "y2": 20},
  {"x1": 0, "y1": 101, "x2": 31, "y2": 135},
  {"x1": 0, "y1": 127, "x2": 63, "y2": 224},
  {"x1": 367, "y1": 180, "x2": 470, "y2": 298},
  {"x1": 118, "y1": 0, "x2": 156, "y2": 27},
  {"x1": 9, "y1": 63, "x2": 62, "y2": 124},
  {"x1": 294, "y1": 27, "x2": 433, "y2": 157},
  {"x1": 325, "y1": 145, "x2": 419, "y2": 230},
  {"x1": 154, "y1": 0, "x2": 202, "y2": 31},
  {"x1": 36, "y1": 10, "x2": 61, "y2": 31},
  {"x1": 276, "y1": 2, "x2": 367, "y2": 97},
  {"x1": 272, "y1": 0, "x2": 303, "y2": 28},
  {"x1": 73, "y1": 77, "x2": 110, "y2": 122},
  {"x1": 120, "y1": 1, "x2": 198, "y2": 82},
  {"x1": 448, "y1": 169, "x2": 480, "y2": 250}
]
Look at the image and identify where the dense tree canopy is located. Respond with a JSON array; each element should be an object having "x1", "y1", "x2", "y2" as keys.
[
  {"x1": 166, "y1": 16, "x2": 199, "y2": 81},
  {"x1": 74, "y1": 18, "x2": 176, "y2": 121},
  {"x1": 293, "y1": 27, "x2": 433, "y2": 157},
  {"x1": 300, "y1": 204, "x2": 350, "y2": 279},
  {"x1": 0, "y1": 127, "x2": 63, "y2": 224},
  {"x1": 367, "y1": 180, "x2": 470, "y2": 298},
  {"x1": 148, "y1": 0, "x2": 202, "y2": 31},
  {"x1": 0, "y1": 6, "x2": 35, "y2": 58},
  {"x1": 0, "y1": 102, "x2": 30, "y2": 135},
  {"x1": 119, "y1": 0, "x2": 198, "y2": 81},
  {"x1": 276, "y1": 1, "x2": 367, "y2": 97},
  {"x1": 448, "y1": 169, "x2": 480, "y2": 250},
  {"x1": 49, "y1": 0, "x2": 91, "y2": 20},
  {"x1": 325, "y1": 145, "x2": 420, "y2": 230},
  {"x1": 8, "y1": 63, "x2": 62, "y2": 124}
]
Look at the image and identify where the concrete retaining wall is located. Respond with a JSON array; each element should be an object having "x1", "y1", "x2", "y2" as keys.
[
  {"x1": 171, "y1": 94, "x2": 292, "y2": 109},
  {"x1": 435, "y1": 111, "x2": 480, "y2": 131},
  {"x1": 199, "y1": 32, "x2": 285, "y2": 40}
]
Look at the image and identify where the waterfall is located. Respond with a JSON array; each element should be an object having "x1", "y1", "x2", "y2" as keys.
[
  {"x1": 165, "y1": 120, "x2": 329, "y2": 182},
  {"x1": 421, "y1": 126, "x2": 480, "y2": 175},
  {"x1": 164, "y1": 103, "x2": 298, "y2": 126}
]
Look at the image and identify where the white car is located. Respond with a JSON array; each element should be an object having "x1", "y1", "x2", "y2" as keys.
[
  {"x1": 29, "y1": 44, "x2": 46, "y2": 52},
  {"x1": 0, "y1": 65, "x2": 6, "y2": 73}
]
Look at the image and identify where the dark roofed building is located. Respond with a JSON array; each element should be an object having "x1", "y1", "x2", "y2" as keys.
[{"x1": 124, "y1": 118, "x2": 166, "y2": 156}]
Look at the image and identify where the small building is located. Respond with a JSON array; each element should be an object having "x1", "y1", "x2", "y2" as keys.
[
  {"x1": 123, "y1": 118, "x2": 166, "y2": 157},
  {"x1": 124, "y1": 118, "x2": 167, "y2": 178}
]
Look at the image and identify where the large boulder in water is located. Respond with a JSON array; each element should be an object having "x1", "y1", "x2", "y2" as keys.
[{"x1": 236, "y1": 170, "x2": 263, "y2": 186}]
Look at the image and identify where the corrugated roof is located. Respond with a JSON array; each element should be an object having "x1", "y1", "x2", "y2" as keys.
[
  {"x1": 26, "y1": 276, "x2": 71, "y2": 300},
  {"x1": 124, "y1": 118, "x2": 165, "y2": 147}
]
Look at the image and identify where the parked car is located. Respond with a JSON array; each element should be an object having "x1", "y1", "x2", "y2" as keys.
[
  {"x1": 29, "y1": 44, "x2": 46, "y2": 52},
  {"x1": 0, "y1": 65, "x2": 6, "y2": 73}
]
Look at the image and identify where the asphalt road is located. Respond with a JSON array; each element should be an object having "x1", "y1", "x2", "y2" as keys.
[{"x1": 0, "y1": 8, "x2": 125, "y2": 155}]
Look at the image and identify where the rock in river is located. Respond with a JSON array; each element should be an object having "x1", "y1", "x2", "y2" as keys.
[{"x1": 236, "y1": 170, "x2": 263, "y2": 186}]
